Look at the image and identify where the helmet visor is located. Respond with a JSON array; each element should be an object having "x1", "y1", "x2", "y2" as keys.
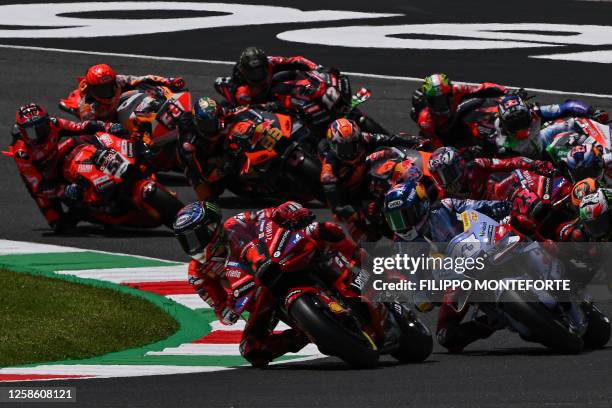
[
  {"x1": 584, "y1": 215, "x2": 611, "y2": 239},
  {"x1": 502, "y1": 111, "x2": 531, "y2": 134},
  {"x1": 176, "y1": 221, "x2": 219, "y2": 257},
  {"x1": 335, "y1": 140, "x2": 361, "y2": 160},
  {"x1": 428, "y1": 94, "x2": 451, "y2": 114},
  {"x1": 91, "y1": 82, "x2": 117, "y2": 99},
  {"x1": 23, "y1": 118, "x2": 50, "y2": 145},
  {"x1": 242, "y1": 64, "x2": 267, "y2": 84},
  {"x1": 385, "y1": 207, "x2": 421, "y2": 233},
  {"x1": 434, "y1": 162, "x2": 462, "y2": 190}
]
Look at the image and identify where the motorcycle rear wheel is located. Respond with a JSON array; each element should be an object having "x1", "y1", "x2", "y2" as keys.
[
  {"x1": 143, "y1": 184, "x2": 184, "y2": 228},
  {"x1": 582, "y1": 304, "x2": 611, "y2": 350},
  {"x1": 289, "y1": 294, "x2": 379, "y2": 368},
  {"x1": 500, "y1": 290, "x2": 584, "y2": 354}
]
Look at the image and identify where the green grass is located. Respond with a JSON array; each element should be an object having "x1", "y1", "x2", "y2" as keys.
[{"x1": 0, "y1": 269, "x2": 179, "y2": 367}]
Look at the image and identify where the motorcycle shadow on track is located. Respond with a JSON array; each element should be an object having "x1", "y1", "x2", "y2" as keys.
[
  {"x1": 38, "y1": 225, "x2": 175, "y2": 238},
  {"x1": 458, "y1": 345, "x2": 611, "y2": 357},
  {"x1": 259, "y1": 358, "x2": 439, "y2": 371}
]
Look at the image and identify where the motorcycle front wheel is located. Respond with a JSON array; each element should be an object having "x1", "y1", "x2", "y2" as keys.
[
  {"x1": 289, "y1": 294, "x2": 379, "y2": 368},
  {"x1": 500, "y1": 290, "x2": 584, "y2": 354}
]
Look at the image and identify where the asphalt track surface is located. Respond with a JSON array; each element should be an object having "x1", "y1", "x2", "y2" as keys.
[{"x1": 0, "y1": 2, "x2": 612, "y2": 407}]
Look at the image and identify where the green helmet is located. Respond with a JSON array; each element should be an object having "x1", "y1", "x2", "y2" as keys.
[{"x1": 421, "y1": 73, "x2": 453, "y2": 115}]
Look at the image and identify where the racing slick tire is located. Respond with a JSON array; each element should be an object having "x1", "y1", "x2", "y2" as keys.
[
  {"x1": 143, "y1": 183, "x2": 185, "y2": 228},
  {"x1": 582, "y1": 304, "x2": 611, "y2": 350},
  {"x1": 389, "y1": 307, "x2": 433, "y2": 363},
  {"x1": 289, "y1": 294, "x2": 379, "y2": 368},
  {"x1": 500, "y1": 290, "x2": 584, "y2": 354}
]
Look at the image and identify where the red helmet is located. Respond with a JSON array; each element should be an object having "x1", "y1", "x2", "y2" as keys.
[
  {"x1": 15, "y1": 103, "x2": 51, "y2": 146},
  {"x1": 85, "y1": 64, "x2": 119, "y2": 103},
  {"x1": 326, "y1": 119, "x2": 362, "y2": 162}
]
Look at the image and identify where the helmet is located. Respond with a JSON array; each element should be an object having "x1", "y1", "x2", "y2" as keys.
[
  {"x1": 383, "y1": 180, "x2": 429, "y2": 241},
  {"x1": 391, "y1": 158, "x2": 423, "y2": 186},
  {"x1": 194, "y1": 97, "x2": 222, "y2": 136},
  {"x1": 428, "y1": 147, "x2": 465, "y2": 194},
  {"x1": 326, "y1": 118, "x2": 362, "y2": 161},
  {"x1": 238, "y1": 46, "x2": 269, "y2": 85},
  {"x1": 579, "y1": 189, "x2": 611, "y2": 240},
  {"x1": 173, "y1": 201, "x2": 224, "y2": 262},
  {"x1": 565, "y1": 142, "x2": 604, "y2": 183},
  {"x1": 15, "y1": 103, "x2": 51, "y2": 146},
  {"x1": 498, "y1": 94, "x2": 532, "y2": 139},
  {"x1": 421, "y1": 73, "x2": 453, "y2": 116},
  {"x1": 85, "y1": 64, "x2": 119, "y2": 103},
  {"x1": 571, "y1": 178, "x2": 598, "y2": 207}
]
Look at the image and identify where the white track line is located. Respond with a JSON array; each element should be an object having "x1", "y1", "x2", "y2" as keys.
[
  {"x1": 56, "y1": 265, "x2": 188, "y2": 283},
  {"x1": 146, "y1": 343, "x2": 321, "y2": 356},
  {"x1": 0, "y1": 239, "x2": 84, "y2": 255},
  {"x1": 1, "y1": 43, "x2": 611, "y2": 99},
  {"x1": 0, "y1": 364, "x2": 232, "y2": 380}
]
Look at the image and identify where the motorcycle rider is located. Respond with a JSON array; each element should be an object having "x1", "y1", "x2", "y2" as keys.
[
  {"x1": 412, "y1": 73, "x2": 508, "y2": 147},
  {"x1": 216, "y1": 46, "x2": 318, "y2": 106},
  {"x1": 173, "y1": 200, "x2": 359, "y2": 367},
  {"x1": 495, "y1": 93, "x2": 608, "y2": 158},
  {"x1": 319, "y1": 118, "x2": 425, "y2": 240},
  {"x1": 427, "y1": 146, "x2": 554, "y2": 200},
  {"x1": 383, "y1": 180, "x2": 512, "y2": 352},
  {"x1": 177, "y1": 97, "x2": 247, "y2": 200},
  {"x1": 74, "y1": 63, "x2": 186, "y2": 122},
  {"x1": 6, "y1": 103, "x2": 123, "y2": 232}
]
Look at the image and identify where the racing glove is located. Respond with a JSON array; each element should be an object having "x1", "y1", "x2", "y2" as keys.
[
  {"x1": 169, "y1": 77, "x2": 186, "y2": 91},
  {"x1": 63, "y1": 183, "x2": 84, "y2": 202},
  {"x1": 216, "y1": 305, "x2": 240, "y2": 326}
]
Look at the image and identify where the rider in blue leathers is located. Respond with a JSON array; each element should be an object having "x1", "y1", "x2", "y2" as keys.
[
  {"x1": 382, "y1": 180, "x2": 512, "y2": 352},
  {"x1": 495, "y1": 94, "x2": 608, "y2": 159}
]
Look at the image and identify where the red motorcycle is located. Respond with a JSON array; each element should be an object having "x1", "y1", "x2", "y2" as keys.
[
  {"x1": 506, "y1": 169, "x2": 575, "y2": 241},
  {"x1": 62, "y1": 132, "x2": 184, "y2": 228},
  {"x1": 225, "y1": 218, "x2": 433, "y2": 367}
]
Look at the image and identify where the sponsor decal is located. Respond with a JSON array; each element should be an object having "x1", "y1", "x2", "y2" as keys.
[
  {"x1": 387, "y1": 199, "x2": 402, "y2": 209},
  {"x1": 233, "y1": 280, "x2": 256, "y2": 298}
]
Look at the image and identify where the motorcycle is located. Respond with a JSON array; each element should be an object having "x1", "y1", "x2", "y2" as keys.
[
  {"x1": 451, "y1": 96, "x2": 503, "y2": 153},
  {"x1": 62, "y1": 132, "x2": 184, "y2": 229},
  {"x1": 501, "y1": 169, "x2": 575, "y2": 241},
  {"x1": 216, "y1": 68, "x2": 386, "y2": 135},
  {"x1": 114, "y1": 84, "x2": 191, "y2": 172},
  {"x1": 60, "y1": 83, "x2": 190, "y2": 172},
  {"x1": 445, "y1": 209, "x2": 610, "y2": 353},
  {"x1": 225, "y1": 217, "x2": 433, "y2": 367},
  {"x1": 545, "y1": 117, "x2": 612, "y2": 184},
  {"x1": 222, "y1": 109, "x2": 324, "y2": 203}
]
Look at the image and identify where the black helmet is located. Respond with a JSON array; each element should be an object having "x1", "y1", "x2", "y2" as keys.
[
  {"x1": 238, "y1": 46, "x2": 268, "y2": 85},
  {"x1": 173, "y1": 201, "x2": 224, "y2": 262}
]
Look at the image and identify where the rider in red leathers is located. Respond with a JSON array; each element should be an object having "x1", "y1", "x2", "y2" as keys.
[
  {"x1": 174, "y1": 200, "x2": 359, "y2": 367},
  {"x1": 412, "y1": 73, "x2": 508, "y2": 148},
  {"x1": 74, "y1": 63, "x2": 185, "y2": 122},
  {"x1": 5, "y1": 103, "x2": 122, "y2": 232},
  {"x1": 215, "y1": 46, "x2": 318, "y2": 106},
  {"x1": 427, "y1": 146, "x2": 555, "y2": 200}
]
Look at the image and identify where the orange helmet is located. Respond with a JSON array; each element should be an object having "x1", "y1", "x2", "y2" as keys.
[
  {"x1": 326, "y1": 118, "x2": 362, "y2": 161},
  {"x1": 84, "y1": 64, "x2": 119, "y2": 104},
  {"x1": 571, "y1": 177, "x2": 598, "y2": 207}
]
